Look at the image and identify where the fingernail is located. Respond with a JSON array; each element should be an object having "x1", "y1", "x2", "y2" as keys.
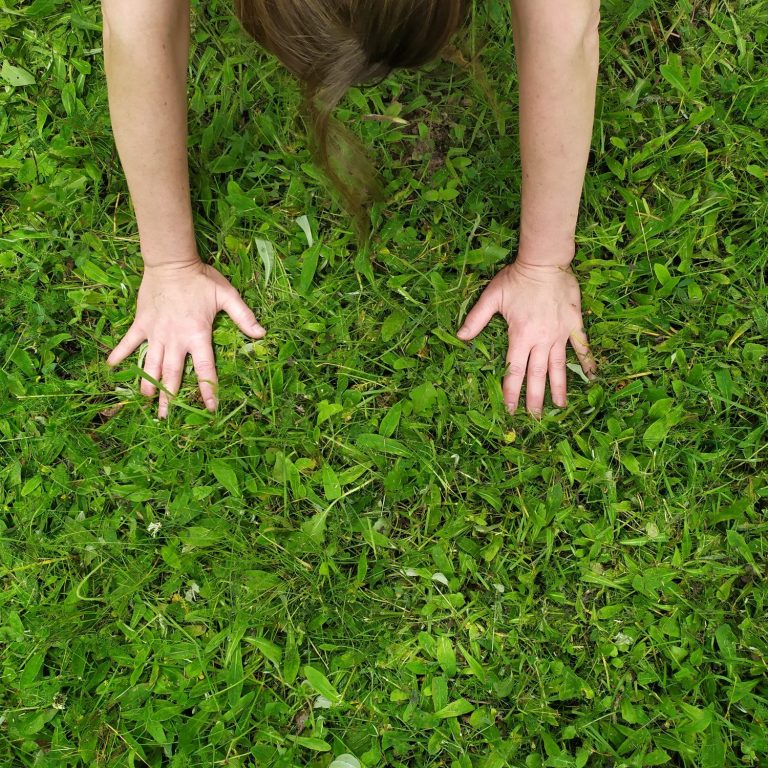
[
  {"x1": 206, "y1": 399, "x2": 217, "y2": 411},
  {"x1": 456, "y1": 327, "x2": 469, "y2": 340},
  {"x1": 506, "y1": 401, "x2": 517, "y2": 414}
]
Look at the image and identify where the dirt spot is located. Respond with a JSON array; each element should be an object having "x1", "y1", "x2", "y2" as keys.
[{"x1": 395, "y1": 106, "x2": 455, "y2": 174}]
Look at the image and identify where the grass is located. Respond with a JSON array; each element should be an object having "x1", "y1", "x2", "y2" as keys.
[{"x1": 1, "y1": 0, "x2": 767, "y2": 765}]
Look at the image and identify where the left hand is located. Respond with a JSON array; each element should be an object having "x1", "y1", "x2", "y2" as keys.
[
  {"x1": 456, "y1": 259, "x2": 597, "y2": 416},
  {"x1": 106, "y1": 259, "x2": 266, "y2": 419}
]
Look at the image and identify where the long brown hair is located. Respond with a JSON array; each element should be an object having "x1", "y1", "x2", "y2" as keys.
[{"x1": 234, "y1": 0, "x2": 470, "y2": 240}]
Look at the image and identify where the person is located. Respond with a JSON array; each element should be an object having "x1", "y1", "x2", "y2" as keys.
[{"x1": 102, "y1": 0, "x2": 600, "y2": 421}]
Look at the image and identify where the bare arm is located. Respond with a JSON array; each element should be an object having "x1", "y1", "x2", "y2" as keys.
[
  {"x1": 512, "y1": 0, "x2": 601, "y2": 264},
  {"x1": 101, "y1": 0, "x2": 265, "y2": 419},
  {"x1": 458, "y1": 0, "x2": 600, "y2": 415},
  {"x1": 101, "y1": 0, "x2": 197, "y2": 266}
]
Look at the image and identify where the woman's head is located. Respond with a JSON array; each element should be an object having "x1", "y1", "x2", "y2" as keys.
[
  {"x1": 235, "y1": 0, "x2": 469, "y2": 93},
  {"x1": 234, "y1": 0, "x2": 470, "y2": 239}
]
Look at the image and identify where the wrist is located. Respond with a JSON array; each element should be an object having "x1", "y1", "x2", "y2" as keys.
[
  {"x1": 516, "y1": 232, "x2": 576, "y2": 269},
  {"x1": 140, "y1": 240, "x2": 201, "y2": 271},
  {"x1": 138, "y1": 221, "x2": 199, "y2": 268},
  {"x1": 143, "y1": 257, "x2": 204, "y2": 277}
]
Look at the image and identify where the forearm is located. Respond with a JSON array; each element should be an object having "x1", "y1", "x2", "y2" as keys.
[
  {"x1": 510, "y1": 0, "x2": 600, "y2": 266},
  {"x1": 101, "y1": 0, "x2": 198, "y2": 267}
]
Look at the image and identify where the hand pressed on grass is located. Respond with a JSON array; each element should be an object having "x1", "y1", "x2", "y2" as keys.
[
  {"x1": 106, "y1": 260, "x2": 265, "y2": 419},
  {"x1": 457, "y1": 260, "x2": 597, "y2": 416}
]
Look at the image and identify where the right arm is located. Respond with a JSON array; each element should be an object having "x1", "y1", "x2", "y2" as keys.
[{"x1": 101, "y1": 0, "x2": 266, "y2": 419}]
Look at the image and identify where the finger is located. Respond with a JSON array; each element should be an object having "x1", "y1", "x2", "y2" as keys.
[
  {"x1": 457, "y1": 284, "x2": 499, "y2": 341},
  {"x1": 107, "y1": 322, "x2": 145, "y2": 367},
  {"x1": 191, "y1": 339, "x2": 219, "y2": 412},
  {"x1": 569, "y1": 324, "x2": 598, "y2": 380},
  {"x1": 140, "y1": 343, "x2": 164, "y2": 398},
  {"x1": 548, "y1": 345, "x2": 568, "y2": 408},
  {"x1": 157, "y1": 347, "x2": 187, "y2": 420},
  {"x1": 502, "y1": 340, "x2": 529, "y2": 415},
  {"x1": 220, "y1": 289, "x2": 266, "y2": 339},
  {"x1": 525, "y1": 345, "x2": 550, "y2": 417}
]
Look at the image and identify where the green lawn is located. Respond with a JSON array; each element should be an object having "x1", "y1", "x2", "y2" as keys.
[{"x1": 1, "y1": 0, "x2": 767, "y2": 766}]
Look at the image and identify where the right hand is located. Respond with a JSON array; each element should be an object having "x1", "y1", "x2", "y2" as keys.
[
  {"x1": 106, "y1": 259, "x2": 266, "y2": 419},
  {"x1": 457, "y1": 258, "x2": 596, "y2": 416}
]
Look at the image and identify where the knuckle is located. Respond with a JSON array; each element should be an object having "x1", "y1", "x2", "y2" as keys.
[
  {"x1": 163, "y1": 366, "x2": 182, "y2": 381},
  {"x1": 503, "y1": 380, "x2": 520, "y2": 400},
  {"x1": 572, "y1": 336, "x2": 590, "y2": 351},
  {"x1": 506, "y1": 363, "x2": 526, "y2": 378},
  {"x1": 194, "y1": 359, "x2": 216, "y2": 375},
  {"x1": 531, "y1": 365, "x2": 548, "y2": 378},
  {"x1": 222, "y1": 290, "x2": 243, "y2": 309},
  {"x1": 196, "y1": 370, "x2": 218, "y2": 386}
]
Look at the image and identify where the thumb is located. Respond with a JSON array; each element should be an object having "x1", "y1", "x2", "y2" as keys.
[
  {"x1": 457, "y1": 285, "x2": 499, "y2": 341},
  {"x1": 220, "y1": 289, "x2": 266, "y2": 338}
]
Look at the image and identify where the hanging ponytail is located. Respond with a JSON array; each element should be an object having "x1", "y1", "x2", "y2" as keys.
[{"x1": 234, "y1": 0, "x2": 470, "y2": 241}]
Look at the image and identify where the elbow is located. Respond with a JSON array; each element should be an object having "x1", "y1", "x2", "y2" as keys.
[
  {"x1": 544, "y1": 0, "x2": 599, "y2": 64},
  {"x1": 582, "y1": 0, "x2": 601, "y2": 56},
  {"x1": 520, "y1": 1, "x2": 601, "y2": 59},
  {"x1": 555, "y1": 1, "x2": 601, "y2": 56},
  {"x1": 100, "y1": 1, "x2": 187, "y2": 49},
  {"x1": 584, "y1": 0, "x2": 601, "y2": 51}
]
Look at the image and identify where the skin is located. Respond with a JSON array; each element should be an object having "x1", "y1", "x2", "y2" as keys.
[
  {"x1": 102, "y1": 0, "x2": 599, "y2": 419},
  {"x1": 457, "y1": 0, "x2": 600, "y2": 415},
  {"x1": 102, "y1": 0, "x2": 265, "y2": 419}
]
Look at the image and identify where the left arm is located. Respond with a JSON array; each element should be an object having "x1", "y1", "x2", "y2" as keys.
[{"x1": 457, "y1": 0, "x2": 600, "y2": 416}]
